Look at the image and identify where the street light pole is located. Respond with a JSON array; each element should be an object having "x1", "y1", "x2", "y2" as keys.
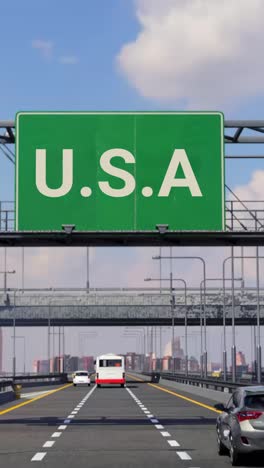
[
  {"x1": 223, "y1": 255, "x2": 264, "y2": 383},
  {"x1": 86, "y1": 247, "x2": 90, "y2": 292},
  {"x1": 145, "y1": 276, "x2": 187, "y2": 375},
  {"x1": 256, "y1": 246, "x2": 262, "y2": 383},
  {"x1": 153, "y1": 255, "x2": 206, "y2": 377}
]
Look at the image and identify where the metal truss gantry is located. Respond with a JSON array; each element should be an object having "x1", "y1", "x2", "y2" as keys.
[
  {"x1": 1, "y1": 120, "x2": 264, "y2": 247},
  {"x1": 1, "y1": 288, "x2": 264, "y2": 327}
]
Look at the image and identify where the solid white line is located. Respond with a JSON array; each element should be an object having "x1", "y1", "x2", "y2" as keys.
[
  {"x1": 168, "y1": 440, "x2": 180, "y2": 447},
  {"x1": 31, "y1": 452, "x2": 46, "y2": 461},
  {"x1": 43, "y1": 441, "x2": 55, "y2": 448},
  {"x1": 160, "y1": 431, "x2": 171, "y2": 437},
  {"x1": 155, "y1": 424, "x2": 164, "y2": 430},
  {"x1": 176, "y1": 452, "x2": 192, "y2": 460},
  {"x1": 51, "y1": 432, "x2": 62, "y2": 438},
  {"x1": 58, "y1": 425, "x2": 67, "y2": 430}
]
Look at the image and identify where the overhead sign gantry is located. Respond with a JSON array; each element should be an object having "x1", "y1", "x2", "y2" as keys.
[
  {"x1": 16, "y1": 112, "x2": 224, "y2": 231},
  {"x1": 0, "y1": 116, "x2": 264, "y2": 246}
]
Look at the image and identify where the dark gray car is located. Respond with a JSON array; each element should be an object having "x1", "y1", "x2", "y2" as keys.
[{"x1": 215, "y1": 386, "x2": 264, "y2": 465}]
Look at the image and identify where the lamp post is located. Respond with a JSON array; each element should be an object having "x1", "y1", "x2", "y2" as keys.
[
  {"x1": 12, "y1": 289, "x2": 18, "y2": 377},
  {"x1": 153, "y1": 255, "x2": 206, "y2": 377},
  {"x1": 223, "y1": 254, "x2": 264, "y2": 383},
  {"x1": 0, "y1": 269, "x2": 16, "y2": 293},
  {"x1": 12, "y1": 335, "x2": 26, "y2": 374},
  {"x1": 86, "y1": 247, "x2": 90, "y2": 292},
  {"x1": 199, "y1": 276, "x2": 242, "y2": 380},
  {"x1": 124, "y1": 327, "x2": 146, "y2": 370},
  {"x1": 144, "y1": 276, "x2": 188, "y2": 375}
]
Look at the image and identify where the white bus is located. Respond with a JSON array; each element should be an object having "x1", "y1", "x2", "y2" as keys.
[{"x1": 95, "y1": 354, "x2": 125, "y2": 387}]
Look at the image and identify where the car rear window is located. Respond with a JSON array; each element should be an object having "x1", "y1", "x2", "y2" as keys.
[
  {"x1": 75, "y1": 372, "x2": 88, "y2": 376},
  {"x1": 99, "y1": 359, "x2": 122, "y2": 367},
  {"x1": 245, "y1": 394, "x2": 264, "y2": 410}
]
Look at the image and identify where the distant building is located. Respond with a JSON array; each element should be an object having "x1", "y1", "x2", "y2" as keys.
[
  {"x1": 80, "y1": 356, "x2": 94, "y2": 372},
  {"x1": 189, "y1": 356, "x2": 199, "y2": 372},
  {"x1": 236, "y1": 351, "x2": 246, "y2": 366},
  {"x1": 164, "y1": 337, "x2": 184, "y2": 359},
  {"x1": 65, "y1": 356, "x2": 79, "y2": 372}
]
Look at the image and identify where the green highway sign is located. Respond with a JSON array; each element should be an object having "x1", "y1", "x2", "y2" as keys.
[{"x1": 16, "y1": 112, "x2": 224, "y2": 231}]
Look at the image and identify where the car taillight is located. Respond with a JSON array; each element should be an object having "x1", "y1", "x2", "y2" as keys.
[{"x1": 237, "y1": 411, "x2": 262, "y2": 422}]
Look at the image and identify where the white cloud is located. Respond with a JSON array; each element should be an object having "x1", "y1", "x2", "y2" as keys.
[
  {"x1": 117, "y1": 0, "x2": 264, "y2": 108},
  {"x1": 59, "y1": 55, "x2": 79, "y2": 65},
  {"x1": 32, "y1": 39, "x2": 54, "y2": 59},
  {"x1": 233, "y1": 170, "x2": 264, "y2": 202}
]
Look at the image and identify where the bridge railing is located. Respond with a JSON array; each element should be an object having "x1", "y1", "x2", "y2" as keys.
[{"x1": 142, "y1": 371, "x2": 263, "y2": 393}]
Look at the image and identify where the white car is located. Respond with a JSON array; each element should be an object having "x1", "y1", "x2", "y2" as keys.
[{"x1": 73, "y1": 370, "x2": 91, "y2": 386}]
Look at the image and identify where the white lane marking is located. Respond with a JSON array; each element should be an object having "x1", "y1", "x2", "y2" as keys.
[
  {"x1": 22, "y1": 390, "x2": 51, "y2": 399},
  {"x1": 30, "y1": 385, "x2": 97, "y2": 463},
  {"x1": 31, "y1": 452, "x2": 46, "y2": 461},
  {"x1": 58, "y1": 425, "x2": 67, "y2": 430},
  {"x1": 43, "y1": 441, "x2": 55, "y2": 448},
  {"x1": 71, "y1": 411, "x2": 78, "y2": 414},
  {"x1": 176, "y1": 452, "x2": 192, "y2": 460},
  {"x1": 168, "y1": 440, "x2": 180, "y2": 447},
  {"x1": 147, "y1": 414, "x2": 154, "y2": 418},
  {"x1": 155, "y1": 424, "x2": 164, "y2": 430},
  {"x1": 160, "y1": 431, "x2": 171, "y2": 437},
  {"x1": 144, "y1": 411, "x2": 151, "y2": 414},
  {"x1": 150, "y1": 418, "x2": 159, "y2": 423}
]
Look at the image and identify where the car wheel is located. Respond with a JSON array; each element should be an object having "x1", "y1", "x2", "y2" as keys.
[
  {"x1": 121, "y1": 384, "x2": 124, "y2": 388},
  {"x1": 216, "y1": 428, "x2": 228, "y2": 456},
  {"x1": 88, "y1": 383, "x2": 91, "y2": 386},
  {"x1": 73, "y1": 383, "x2": 76, "y2": 387},
  {"x1": 230, "y1": 435, "x2": 240, "y2": 466},
  {"x1": 97, "y1": 384, "x2": 101, "y2": 388}
]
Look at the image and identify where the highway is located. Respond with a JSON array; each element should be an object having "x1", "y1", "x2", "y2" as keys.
[{"x1": 0, "y1": 378, "x2": 263, "y2": 467}]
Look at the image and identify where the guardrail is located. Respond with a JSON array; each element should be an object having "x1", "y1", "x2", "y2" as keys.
[{"x1": 141, "y1": 371, "x2": 262, "y2": 393}]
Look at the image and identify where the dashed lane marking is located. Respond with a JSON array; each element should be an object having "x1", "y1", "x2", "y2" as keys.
[
  {"x1": 0, "y1": 383, "x2": 72, "y2": 416},
  {"x1": 168, "y1": 440, "x2": 180, "y2": 447},
  {"x1": 127, "y1": 382, "x2": 193, "y2": 462},
  {"x1": 128, "y1": 373, "x2": 221, "y2": 414},
  {"x1": 43, "y1": 441, "x2": 55, "y2": 448},
  {"x1": 176, "y1": 451, "x2": 192, "y2": 460},
  {"x1": 30, "y1": 384, "x2": 96, "y2": 462},
  {"x1": 31, "y1": 453, "x2": 46, "y2": 461}
]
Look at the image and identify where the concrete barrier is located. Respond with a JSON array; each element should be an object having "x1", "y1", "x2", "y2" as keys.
[
  {"x1": 0, "y1": 386, "x2": 15, "y2": 405},
  {"x1": 130, "y1": 372, "x2": 230, "y2": 405}
]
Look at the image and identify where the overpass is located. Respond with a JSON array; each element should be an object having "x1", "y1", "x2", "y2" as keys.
[{"x1": 0, "y1": 288, "x2": 264, "y2": 326}]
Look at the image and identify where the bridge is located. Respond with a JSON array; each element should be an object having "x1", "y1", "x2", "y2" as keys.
[{"x1": 0, "y1": 288, "x2": 264, "y2": 326}]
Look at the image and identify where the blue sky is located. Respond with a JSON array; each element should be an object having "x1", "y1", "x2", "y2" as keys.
[
  {"x1": 1, "y1": 0, "x2": 264, "y2": 199},
  {"x1": 1, "y1": 1, "x2": 264, "y2": 369}
]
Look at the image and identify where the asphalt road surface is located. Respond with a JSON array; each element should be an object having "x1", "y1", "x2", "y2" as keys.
[{"x1": 0, "y1": 377, "x2": 263, "y2": 467}]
